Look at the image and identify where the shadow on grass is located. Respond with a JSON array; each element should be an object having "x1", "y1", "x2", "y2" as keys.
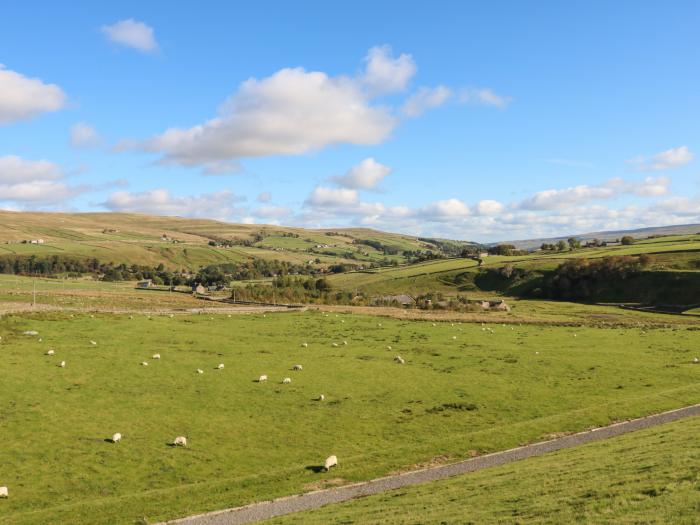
[{"x1": 305, "y1": 465, "x2": 326, "y2": 473}]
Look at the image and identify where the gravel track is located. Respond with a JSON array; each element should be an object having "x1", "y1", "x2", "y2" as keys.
[{"x1": 161, "y1": 403, "x2": 700, "y2": 525}]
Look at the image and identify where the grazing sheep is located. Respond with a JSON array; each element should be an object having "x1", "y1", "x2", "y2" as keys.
[
  {"x1": 38, "y1": 338, "x2": 43, "y2": 342},
  {"x1": 111, "y1": 433, "x2": 122, "y2": 443},
  {"x1": 197, "y1": 369, "x2": 204, "y2": 374},
  {"x1": 318, "y1": 394, "x2": 325, "y2": 401},
  {"x1": 258, "y1": 374, "x2": 268, "y2": 382},
  {"x1": 59, "y1": 361, "x2": 66, "y2": 368},
  {"x1": 301, "y1": 342, "x2": 308, "y2": 348},
  {"x1": 23, "y1": 330, "x2": 39, "y2": 336},
  {"x1": 152, "y1": 353, "x2": 161, "y2": 360},
  {"x1": 332, "y1": 342, "x2": 339, "y2": 347},
  {"x1": 452, "y1": 336, "x2": 457, "y2": 340},
  {"x1": 293, "y1": 364, "x2": 303, "y2": 371},
  {"x1": 217, "y1": 363, "x2": 225, "y2": 369},
  {"x1": 343, "y1": 340, "x2": 348, "y2": 345},
  {"x1": 141, "y1": 361, "x2": 149, "y2": 366},
  {"x1": 46, "y1": 350, "x2": 55, "y2": 356},
  {"x1": 387, "y1": 345, "x2": 392, "y2": 350},
  {"x1": 693, "y1": 357, "x2": 699, "y2": 364},
  {"x1": 173, "y1": 436, "x2": 187, "y2": 447},
  {"x1": 90, "y1": 341, "x2": 97, "y2": 346},
  {"x1": 324, "y1": 455, "x2": 338, "y2": 471},
  {"x1": 0, "y1": 486, "x2": 8, "y2": 498},
  {"x1": 394, "y1": 355, "x2": 405, "y2": 364},
  {"x1": 377, "y1": 323, "x2": 382, "y2": 327},
  {"x1": 282, "y1": 377, "x2": 291, "y2": 384}
]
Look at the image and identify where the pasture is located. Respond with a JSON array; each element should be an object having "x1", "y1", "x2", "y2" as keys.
[
  {"x1": 0, "y1": 310, "x2": 698, "y2": 524},
  {"x1": 270, "y1": 413, "x2": 700, "y2": 524}
]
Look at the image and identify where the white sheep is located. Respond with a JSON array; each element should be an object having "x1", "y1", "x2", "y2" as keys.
[
  {"x1": 23, "y1": 330, "x2": 39, "y2": 336},
  {"x1": 46, "y1": 349, "x2": 55, "y2": 356},
  {"x1": 394, "y1": 355, "x2": 405, "y2": 364},
  {"x1": 0, "y1": 486, "x2": 8, "y2": 498},
  {"x1": 387, "y1": 345, "x2": 392, "y2": 350},
  {"x1": 111, "y1": 433, "x2": 122, "y2": 443},
  {"x1": 173, "y1": 436, "x2": 187, "y2": 446},
  {"x1": 258, "y1": 374, "x2": 268, "y2": 382},
  {"x1": 152, "y1": 353, "x2": 161, "y2": 360},
  {"x1": 324, "y1": 455, "x2": 338, "y2": 471},
  {"x1": 343, "y1": 340, "x2": 348, "y2": 345},
  {"x1": 301, "y1": 342, "x2": 308, "y2": 348},
  {"x1": 169, "y1": 314, "x2": 174, "y2": 318},
  {"x1": 693, "y1": 357, "x2": 699, "y2": 364},
  {"x1": 141, "y1": 361, "x2": 149, "y2": 366},
  {"x1": 197, "y1": 369, "x2": 204, "y2": 374},
  {"x1": 59, "y1": 361, "x2": 66, "y2": 368},
  {"x1": 90, "y1": 341, "x2": 97, "y2": 346},
  {"x1": 282, "y1": 377, "x2": 291, "y2": 384},
  {"x1": 452, "y1": 336, "x2": 457, "y2": 340},
  {"x1": 217, "y1": 363, "x2": 225, "y2": 369},
  {"x1": 38, "y1": 338, "x2": 42, "y2": 342},
  {"x1": 331, "y1": 342, "x2": 339, "y2": 347},
  {"x1": 318, "y1": 394, "x2": 325, "y2": 401},
  {"x1": 293, "y1": 364, "x2": 303, "y2": 371}
]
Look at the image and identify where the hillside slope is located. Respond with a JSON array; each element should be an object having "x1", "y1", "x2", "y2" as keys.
[{"x1": 0, "y1": 211, "x2": 476, "y2": 270}]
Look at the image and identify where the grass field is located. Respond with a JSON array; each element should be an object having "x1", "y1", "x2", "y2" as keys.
[
  {"x1": 268, "y1": 412, "x2": 700, "y2": 524},
  {"x1": 1, "y1": 310, "x2": 698, "y2": 524},
  {"x1": 0, "y1": 211, "x2": 458, "y2": 270}
]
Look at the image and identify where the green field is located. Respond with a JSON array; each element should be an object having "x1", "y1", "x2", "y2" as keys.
[
  {"x1": 0, "y1": 211, "x2": 462, "y2": 270},
  {"x1": 1, "y1": 310, "x2": 698, "y2": 524},
  {"x1": 269, "y1": 415, "x2": 700, "y2": 524}
]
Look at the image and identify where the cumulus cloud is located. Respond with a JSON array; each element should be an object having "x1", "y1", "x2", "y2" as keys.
[
  {"x1": 418, "y1": 199, "x2": 470, "y2": 220},
  {"x1": 103, "y1": 189, "x2": 242, "y2": 219},
  {"x1": 0, "y1": 155, "x2": 83, "y2": 204},
  {"x1": 305, "y1": 186, "x2": 359, "y2": 207},
  {"x1": 70, "y1": 122, "x2": 101, "y2": 148},
  {"x1": 0, "y1": 65, "x2": 66, "y2": 125},
  {"x1": 519, "y1": 176, "x2": 670, "y2": 210},
  {"x1": 402, "y1": 86, "x2": 452, "y2": 117},
  {"x1": 253, "y1": 205, "x2": 293, "y2": 218},
  {"x1": 101, "y1": 19, "x2": 158, "y2": 53},
  {"x1": 362, "y1": 45, "x2": 416, "y2": 95},
  {"x1": 331, "y1": 158, "x2": 392, "y2": 190},
  {"x1": 458, "y1": 87, "x2": 512, "y2": 109},
  {"x1": 137, "y1": 66, "x2": 396, "y2": 171},
  {"x1": 476, "y1": 199, "x2": 505, "y2": 215},
  {"x1": 628, "y1": 146, "x2": 693, "y2": 171}
]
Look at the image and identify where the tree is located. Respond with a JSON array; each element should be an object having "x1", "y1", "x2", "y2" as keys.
[
  {"x1": 567, "y1": 237, "x2": 581, "y2": 249},
  {"x1": 621, "y1": 236, "x2": 635, "y2": 245},
  {"x1": 556, "y1": 240, "x2": 567, "y2": 251}
]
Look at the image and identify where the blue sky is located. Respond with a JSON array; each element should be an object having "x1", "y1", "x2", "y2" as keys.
[{"x1": 1, "y1": 1, "x2": 698, "y2": 241}]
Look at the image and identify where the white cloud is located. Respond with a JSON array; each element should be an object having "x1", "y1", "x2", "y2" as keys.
[
  {"x1": 70, "y1": 122, "x2": 101, "y2": 148},
  {"x1": 0, "y1": 155, "x2": 82, "y2": 204},
  {"x1": 402, "y1": 86, "x2": 452, "y2": 117},
  {"x1": 476, "y1": 199, "x2": 505, "y2": 215},
  {"x1": 138, "y1": 66, "x2": 396, "y2": 170},
  {"x1": 331, "y1": 158, "x2": 392, "y2": 190},
  {"x1": 0, "y1": 65, "x2": 66, "y2": 125},
  {"x1": 519, "y1": 176, "x2": 670, "y2": 210},
  {"x1": 628, "y1": 146, "x2": 693, "y2": 172},
  {"x1": 254, "y1": 205, "x2": 293, "y2": 218},
  {"x1": 362, "y1": 45, "x2": 416, "y2": 95},
  {"x1": 305, "y1": 187, "x2": 359, "y2": 207},
  {"x1": 458, "y1": 88, "x2": 512, "y2": 109},
  {"x1": 103, "y1": 189, "x2": 242, "y2": 219},
  {"x1": 419, "y1": 198, "x2": 470, "y2": 220},
  {"x1": 101, "y1": 19, "x2": 158, "y2": 53}
]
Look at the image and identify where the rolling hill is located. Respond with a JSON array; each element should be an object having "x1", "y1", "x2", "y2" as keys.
[{"x1": 0, "y1": 211, "x2": 477, "y2": 270}]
